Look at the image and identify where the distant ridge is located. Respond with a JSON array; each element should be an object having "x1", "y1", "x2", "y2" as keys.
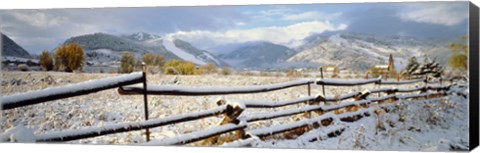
[{"x1": 1, "y1": 33, "x2": 31, "y2": 58}]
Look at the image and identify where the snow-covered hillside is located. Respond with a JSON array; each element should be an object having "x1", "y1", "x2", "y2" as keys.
[
  {"x1": 122, "y1": 32, "x2": 161, "y2": 42},
  {"x1": 288, "y1": 32, "x2": 452, "y2": 71},
  {"x1": 162, "y1": 38, "x2": 207, "y2": 65},
  {"x1": 62, "y1": 33, "x2": 227, "y2": 70},
  {"x1": 145, "y1": 37, "x2": 227, "y2": 66}
]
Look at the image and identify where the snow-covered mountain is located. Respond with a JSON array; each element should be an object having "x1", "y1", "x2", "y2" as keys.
[
  {"x1": 121, "y1": 32, "x2": 161, "y2": 42},
  {"x1": 144, "y1": 37, "x2": 228, "y2": 66},
  {"x1": 59, "y1": 32, "x2": 453, "y2": 71},
  {"x1": 62, "y1": 33, "x2": 227, "y2": 67},
  {"x1": 63, "y1": 33, "x2": 169, "y2": 66},
  {"x1": 217, "y1": 41, "x2": 296, "y2": 69},
  {"x1": 1, "y1": 33, "x2": 32, "y2": 58},
  {"x1": 288, "y1": 32, "x2": 452, "y2": 71}
]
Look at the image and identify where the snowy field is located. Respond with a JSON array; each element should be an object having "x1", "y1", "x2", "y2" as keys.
[{"x1": 0, "y1": 71, "x2": 469, "y2": 151}]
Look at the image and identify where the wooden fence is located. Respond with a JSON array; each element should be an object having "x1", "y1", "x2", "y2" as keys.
[{"x1": 0, "y1": 68, "x2": 457, "y2": 146}]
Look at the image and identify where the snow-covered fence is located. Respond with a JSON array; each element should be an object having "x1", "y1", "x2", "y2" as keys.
[
  {"x1": 144, "y1": 122, "x2": 248, "y2": 145},
  {"x1": 35, "y1": 104, "x2": 233, "y2": 142},
  {"x1": 222, "y1": 84, "x2": 451, "y2": 145},
  {"x1": 240, "y1": 91, "x2": 447, "y2": 123},
  {"x1": 118, "y1": 80, "x2": 315, "y2": 96},
  {"x1": 316, "y1": 78, "x2": 381, "y2": 86},
  {"x1": 378, "y1": 79, "x2": 424, "y2": 85},
  {"x1": 1, "y1": 70, "x2": 457, "y2": 145},
  {"x1": 1, "y1": 72, "x2": 144, "y2": 110}
]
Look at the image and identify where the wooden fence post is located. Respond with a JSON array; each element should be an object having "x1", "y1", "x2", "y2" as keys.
[
  {"x1": 142, "y1": 62, "x2": 150, "y2": 142},
  {"x1": 204, "y1": 101, "x2": 245, "y2": 145},
  {"x1": 307, "y1": 84, "x2": 311, "y2": 96},
  {"x1": 320, "y1": 67, "x2": 326, "y2": 97}
]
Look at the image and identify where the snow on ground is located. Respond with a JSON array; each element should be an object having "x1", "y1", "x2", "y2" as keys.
[
  {"x1": 0, "y1": 71, "x2": 469, "y2": 151},
  {"x1": 2, "y1": 56, "x2": 39, "y2": 63}
]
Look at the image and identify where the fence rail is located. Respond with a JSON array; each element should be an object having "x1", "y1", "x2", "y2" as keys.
[
  {"x1": 118, "y1": 80, "x2": 315, "y2": 96},
  {"x1": 35, "y1": 104, "x2": 231, "y2": 142},
  {"x1": 1, "y1": 70, "x2": 459, "y2": 146},
  {"x1": 1, "y1": 72, "x2": 144, "y2": 110}
]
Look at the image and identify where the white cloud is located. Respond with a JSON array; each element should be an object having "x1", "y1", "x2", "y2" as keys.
[
  {"x1": 258, "y1": 7, "x2": 295, "y2": 16},
  {"x1": 10, "y1": 10, "x2": 68, "y2": 28},
  {"x1": 167, "y1": 21, "x2": 347, "y2": 49},
  {"x1": 282, "y1": 11, "x2": 342, "y2": 21},
  {"x1": 234, "y1": 22, "x2": 246, "y2": 26},
  {"x1": 399, "y1": 3, "x2": 468, "y2": 26}
]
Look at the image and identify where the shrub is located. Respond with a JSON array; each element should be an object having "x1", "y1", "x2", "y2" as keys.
[
  {"x1": 120, "y1": 51, "x2": 136, "y2": 73},
  {"x1": 286, "y1": 69, "x2": 301, "y2": 77},
  {"x1": 154, "y1": 55, "x2": 164, "y2": 66},
  {"x1": 178, "y1": 62, "x2": 197, "y2": 75},
  {"x1": 39, "y1": 50, "x2": 54, "y2": 71},
  {"x1": 143, "y1": 53, "x2": 156, "y2": 66},
  {"x1": 448, "y1": 54, "x2": 467, "y2": 70},
  {"x1": 134, "y1": 60, "x2": 143, "y2": 71},
  {"x1": 54, "y1": 43, "x2": 84, "y2": 72},
  {"x1": 448, "y1": 35, "x2": 468, "y2": 70},
  {"x1": 164, "y1": 66, "x2": 179, "y2": 75},
  {"x1": 198, "y1": 63, "x2": 217, "y2": 74},
  {"x1": 142, "y1": 53, "x2": 164, "y2": 74},
  {"x1": 220, "y1": 67, "x2": 231, "y2": 75},
  {"x1": 163, "y1": 59, "x2": 197, "y2": 75}
]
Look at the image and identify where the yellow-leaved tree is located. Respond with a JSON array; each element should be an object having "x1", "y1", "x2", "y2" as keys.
[
  {"x1": 448, "y1": 35, "x2": 468, "y2": 70},
  {"x1": 39, "y1": 50, "x2": 54, "y2": 71},
  {"x1": 120, "y1": 51, "x2": 135, "y2": 73},
  {"x1": 143, "y1": 52, "x2": 164, "y2": 74},
  {"x1": 198, "y1": 63, "x2": 217, "y2": 74},
  {"x1": 54, "y1": 43, "x2": 84, "y2": 72},
  {"x1": 163, "y1": 59, "x2": 197, "y2": 75}
]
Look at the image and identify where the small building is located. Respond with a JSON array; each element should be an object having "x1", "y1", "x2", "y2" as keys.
[{"x1": 369, "y1": 54, "x2": 397, "y2": 79}]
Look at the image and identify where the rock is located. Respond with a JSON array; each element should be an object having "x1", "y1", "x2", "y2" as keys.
[
  {"x1": 10, "y1": 79, "x2": 27, "y2": 86},
  {"x1": 1, "y1": 80, "x2": 8, "y2": 86},
  {"x1": 17, "y1": 64, "x2": 29, "y2": 71}
]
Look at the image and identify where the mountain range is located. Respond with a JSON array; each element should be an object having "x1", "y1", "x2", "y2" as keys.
[
  {"x1": 62, "y1": 32, "x2": 227, "y2": 67},
  {"x1": 2, "y1": 31, "x2": 454, "y2": 71},
  {"x1": 288, "y1": 32, "x2": 452, "y2": 71}
]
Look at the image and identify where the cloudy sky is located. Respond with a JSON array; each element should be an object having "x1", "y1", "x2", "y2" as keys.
[{"x1": 0, "y1": 1, "x2": 469, "y2": 54}]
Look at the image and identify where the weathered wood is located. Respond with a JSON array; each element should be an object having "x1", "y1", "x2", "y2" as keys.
[
  {"x1": 2, "y1": 72, "x2": 144, "y2": 110},
  {"x1": 118, "y1": 80, "x2": 315, "y2": 96},
  {"x1": 203, "y1": 101, "x2": 245, "y2": 145},
  {"x1": 244, "y1": 95, "x2": 324, "y2": 108},
  {"x1": 36, "y1": 105, "x2": 229, "y2": 142},
  {"x1": 307, "y1": 84, "x2": 311, "y2": 96},
  {"x1": 244, "y1": 105, "x2": 325, "y2": 122},
  {"x1": 378, "y1": 79, "x2": 424, "y2": 85},
  {"x1": 141, "y1": 63, "x2": 150, "y2": 142},
  {"x1": 316, "y1": 78, "x2": 381, "y2": 86},
  {"x1": 146, "y1": 123, "x2": 247, "y2": 146},
  {"x1": 320, "y1": 67, "x2": 326, "y2": 96}
]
